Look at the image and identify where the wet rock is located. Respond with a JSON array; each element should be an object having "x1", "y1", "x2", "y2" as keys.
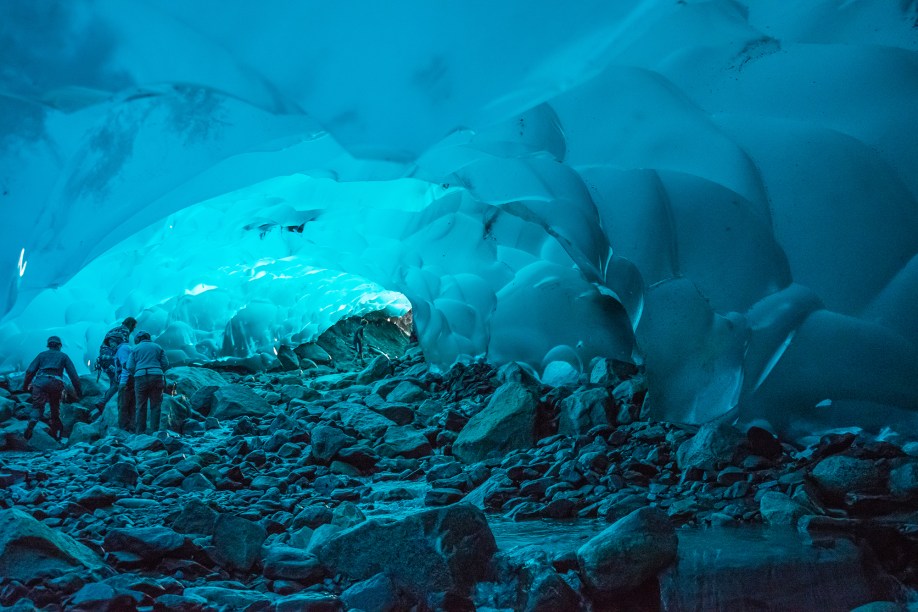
[
  {"x1": 188, "y1": 385, "x2": 220, "y2": 416},
  {"x1": 810, "y1": 455, "x2": 883, "y2": 502},
  {"x1": 386, "y1": 380, "x2": 428, "y2": 404},
  {"x1": 152, "y1": 469, "x2": 185, "y2": 488},
  {"x1": 369, "y1": 401, "x2": 415, "y2": 426},
  {"x1": 577, "y1": 506, "x2": 677, "y2": 594},
  {"x1": 165, "y1": 367, "x2": 228, "y2": 400},
  {"x1": 425, "y1": 488, "x2": 465, "y2": 506},
  {"x1": 558, "y1": 388, "x2": 614, "y2": 436},
  {"x1": 276, "y1": 345, "x2": 299, "y2": 371},
  {"x1": 453, "y1": 383, "x2": 537, "y2": 464},
  {"x1": 746, "y1": 426, "x2": 782, "y2": 461},
  {"x1": 152, "y1": 593, "x2": 210, "y2": 611},
  {"x1": 341, "y1": 572, "x2": 403, "y2": 612},
  {"x1": 759, "y1": 491, "x2": 809, "y2": 526},
  {"x1": 103, "y1": 526, "x2": 185, "y2": 561},
  {"x1": 181, "y1": 473, "x2": 216, "y2": 492},
  {"x1": 274, "y1": 592, "x2": 343, "y2": 611},
  {"x1": 0, "y1": 508, "x2": 106, "y2": 581},
  {"x1": 263, "y1": 545, "x2": 325, "y2": 582},
  {"x1": 213, "y1": 514, "x2": 267, "y2": 572},
  {"x1": 315, "y1": 503, "x2": 497, "y2": 597},
  {"x1": 524, "y1": 568, "x2": 581, "y2": 612},
  {"x1": 210, "y1": 384, "x2": 272, "y2": 420},
  {"x1": 337, "y1": 402, "x2": 396, "y2": 439},
  {"x1": 676, "y1": 422, "x2": 743, "y2": 473}
]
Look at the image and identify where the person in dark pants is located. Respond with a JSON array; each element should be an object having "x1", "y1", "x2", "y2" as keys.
[
  {"x1": 112, "y1": 337, "x2": 135, "y2": 432},
  {"x1": 353, "y1": 318, "x2": 368, "y2": 363},
  {"x1": 94, "y1": 316, "x2": 137, "y2": 413},
  {"x1": 126, "y1": 330, "x2": 169, "y2": 435},
  {"x1": 22, "y1": 336, "x2": 82, "y2": 441}
]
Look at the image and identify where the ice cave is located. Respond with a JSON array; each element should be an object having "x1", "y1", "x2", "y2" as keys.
[{"x1": 1, "y1": 1, "x2": 917, "y2": 610}]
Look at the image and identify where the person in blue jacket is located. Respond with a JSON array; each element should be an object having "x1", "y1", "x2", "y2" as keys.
[
  {"x1": 126, "y1": 331, "x2": 169, "y2": 434},
  {"x1": 22, "y1": 336, "x2": 82, "y2": 441},
  {"x1": 112, "y1": 337, "x2": 135, "y2": 432}
]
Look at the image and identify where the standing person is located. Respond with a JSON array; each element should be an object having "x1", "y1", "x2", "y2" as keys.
[
  {"x1": 113, "y1": 337, "x2": 135, "y2": 432},
  {"x1": 353, "y1": 319, "x2": 368, "y2": 363},
  {"x1": 126, "y1": 330, "x2": 169, "y2": 435},
  {"x1": 22, "y1": 336, "x2": 82, "y2": 441},
  {"x1": 94, "y1": 316, "x2": 137, "y2": 413}
]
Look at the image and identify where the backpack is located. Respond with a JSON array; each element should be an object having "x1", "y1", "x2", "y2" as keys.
[{"x1": 95, "y1": 327, "x2": 128, "y2": 374}]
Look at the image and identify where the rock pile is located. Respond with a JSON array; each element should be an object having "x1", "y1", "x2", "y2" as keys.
[{"x1": 0, "y1": 342, "x2": 915, "y2": 610}]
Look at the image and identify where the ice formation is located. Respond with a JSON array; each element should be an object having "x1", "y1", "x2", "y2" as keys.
[{"x1": 1, "y1": 0, "x2": 917, "y2": 436}]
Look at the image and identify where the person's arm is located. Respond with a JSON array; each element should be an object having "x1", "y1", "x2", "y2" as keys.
[
  {"x1": 64, "y1": 356, "x2": 82, "y2": 399},
  {"x1": 22, "y1": 356, "x2": 40, "y2": 391}
]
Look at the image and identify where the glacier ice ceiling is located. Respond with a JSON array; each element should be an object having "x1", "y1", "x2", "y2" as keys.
[{"x1": 2, "y1": 0, "x2": 918, "y2": 437}]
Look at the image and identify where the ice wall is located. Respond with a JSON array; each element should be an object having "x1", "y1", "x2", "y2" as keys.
[{"x1": 1, "y1": 0, "x2": 917, "y2": 436}]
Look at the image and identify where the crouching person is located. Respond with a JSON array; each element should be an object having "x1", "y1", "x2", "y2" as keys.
[
  {"x1": 22, "y1": 336, "x2": 82, "y2": 441},
  {"x1": 126, "y1": 331, "x2": 169, "y2": 435}
]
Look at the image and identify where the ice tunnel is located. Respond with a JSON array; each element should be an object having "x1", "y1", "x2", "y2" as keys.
[{"x1": 2, "y1": 0, "x2": 918, "y2": 437}]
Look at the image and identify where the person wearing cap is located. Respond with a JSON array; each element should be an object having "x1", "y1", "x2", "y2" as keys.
[
  {"x1": 353, "y1": 318, "x2": 369, "y2": 364},
  {"x1": 94, "y1": 316, "x2": 138, "y2": 413},
  {"x1": 22, "y1": 336, "x2": 82, "y2": 441},
  {"x1": 125, "y1": 330, "x2": 169, "y2": 435}
]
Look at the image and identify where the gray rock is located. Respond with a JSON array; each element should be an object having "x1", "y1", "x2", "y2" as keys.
[
  {"x1": 165, "y1": 367, "x2": 228, "y2": 400},
  {"x1": 759, "y1": 491, "x2": 809, "y2": 526},
  {"x1": 379, "y1": 425, "x2": 433, "y2": 459},
  {"x1": 100, "y1": 462, "x2": 139, "y2": 487},
  {"x1": 295, "y1": 343, "x2": 334, "y2": 365},
  {"x1": 103, "y1": 526, "x2": 185, "y2": 560},
  {"x1": 577, "y1": 506, "x2": 677, "y2": 594},
  {"x1": 189, "y1": 385, "x2": 220, "y2": 416},
  {"x1": 183, "y1": 586, "x2": 272, "y2": 608},
  {"x1": 211, "y1": 384, "x2": 272, "y2": 419},
  {"x1": 76, "y1": 485, "x2": 119, "y2": 510},
  {"x1": 386, "y1": 380, "x2": 427, "y2": 404},
  {"x1": 276, "y1": 345, "x2": 299, "y2": 371},
  {"x1": 558, "y1": 388, "x2": 614, "y2": 436},
  {"x1": 0, "y1": 508, "x2": 106, "y2": 581},
  {"x1": 341, "y1": 572, "x2": 402, "y2": 612},
  {"x1": 152, "y1": 468, "x2": 185, "y2": 488},
  {"x1": 171, "y1": 499, "x2": 219, "y2": 535},
  {"x1": 337, "y1": 402, "x2": 396, "y2": 439},
  {"x1": 889, "y1": 462, "x2": 918, "y2": 498},
  {"x1": 356, "y1": 355, "x2": 392, "y2": 385},
  {"x1": 676, "y1": 422, "x2": 743, "y2": 473},
  {"x1": 181, "y1": 472, "x2": 216, "y2": 492},
  {"x1": 453, "y1": 383, "x2": 537, "y2": 463},
  {"x1": 69, "y1": 583, "x2": 137, "y2": 610},
  {"x1": 263, "y1": 545, "x2": 326, "y2": 582},
  {"x1": 590, "y1": 358, "x2": 639, "y2": 387},
  {"x1": 315, "y1": 503, "x2": 496, "y2": 596},
  {"x1": 213, "y1": 514, "x2": 266, "y2": 572},
  {"x1": 810, "y1": 455, "x2": 883, "y2": 501},
  {"x1": 310, "y1": 425, "x2": 356, "y2": 463}
]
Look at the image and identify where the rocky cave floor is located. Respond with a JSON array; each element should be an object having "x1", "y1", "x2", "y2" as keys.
[{"x1": 1, "y1": 345, "x2": 917, "y2": 611}]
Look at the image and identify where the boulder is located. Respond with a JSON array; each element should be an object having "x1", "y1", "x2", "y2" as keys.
[
  {"x1": 889, "y1": 462, "x2": 918, "y2": 498},
  {"x1": 213, "y1": 514, "x2": 266, "y2": 572},
  {"x1": 103, "y1": 526, "x2": 185, "y2": 561},
  {"x1": 558, "y1": 388, "x2": 615, "y2": 436},
  {"x1": 810, "y1": 455, "x2": 883, "y2": 502},
  {"x1": 68, "y1": 421, "x2": 102, "y2": 446},
  {"x1": 356, "y1": 356, "x2": 392, "y2": 385},
  {"x1": 341, "y1": 573, "x2": 403, "y2": 612},
  {"x1": 295, "y1": 343, "x2": 334, "y2": 365},
  {"x1": 759, "y1": 491, "x2": 809, "y2": 526},
  {"x1": 69, "y1": 583, "x2": 138, "y2": 611},
  {"x1": 262, "y1": 545, "x2": 326, "y2": 583},
  {"x1": 165, "y1": 367, "x2": 227, "y2": 400},
  {"x1": 379, "y1": 426, "x2": 433, "y2": 459},
  {"x1": 100, "y1": 462, "x2": 139, "y2": 487},
  {"x1": 453, "y1": 383, "x2": 537, "y2": 464},
  {"x1": 182, "y1": 587, "x2": 272, "y2": 609},
  {"x1": 577, "y1": 506, "x2": 677, "y2": 594},
  {"x1": 210, "y1": 384, "x2": 272, "y2": 420},
  {"x1": 589, "y1": 358, "x2": 639, "y2": 387},
  {"x1": 0, "y1": 508, "x2": 107, "y2": 581},
  {"x1": 171, "y1": 499, "x2": 219, "y2": 536},
  {"x1": 315, "y1": 503, "x2": 496, "y2": 597},
  {"x1": 386, "y1": 381, "x2": 428, "y2": 404},
  {"x1": 310, "y1": 425, "x2": 357, "y2": 463},
  {"x1": 276, "y1": 345, "x2": 299, "y2": 371},
  {"x1": 336, "y1": 402, "x2": 396, "y2": 439},
  {"x1": 676, "y1": 422, "x2": 743, "y2": 473}
]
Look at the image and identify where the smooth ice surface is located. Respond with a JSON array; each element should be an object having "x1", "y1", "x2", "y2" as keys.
[{"x1": 1, "y1": 0, "x2": 917, "y2": 435}]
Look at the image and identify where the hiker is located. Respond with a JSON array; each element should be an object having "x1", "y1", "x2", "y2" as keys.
[
  {"x1": 126, "y1": 330, "x2": 168, "y2": 435},
  {"x1": 353, "y1": 319, "x2": 368, "y2": 363},
  {"x1": 94, "y1": 316, "x2": 137, "y2": 413},
  {"x1": 22, "y1": 336, "x2": 82, "y2": 441},
  {"x1": 113, "y1": 335, "x2": 135, "y2": 432}
]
